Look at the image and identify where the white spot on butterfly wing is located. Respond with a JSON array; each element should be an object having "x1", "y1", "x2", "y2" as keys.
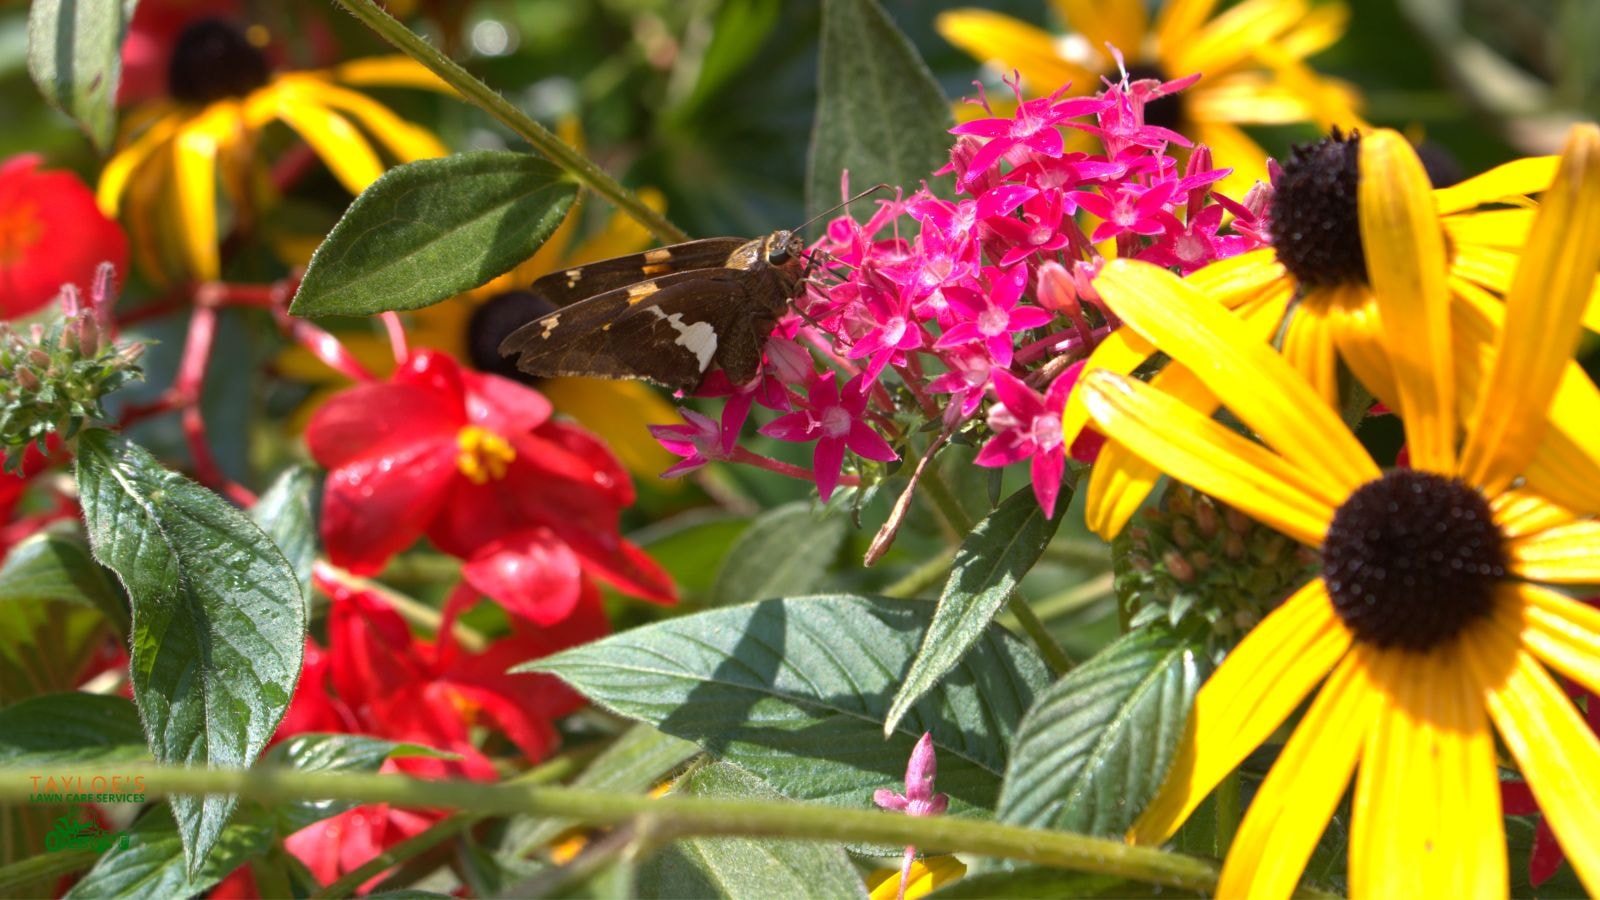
[{"x1": 645, "y1": 306, "x2": 718, "y2": 372}]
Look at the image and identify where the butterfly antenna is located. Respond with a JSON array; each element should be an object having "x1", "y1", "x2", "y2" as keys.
[{"x1": 792, "y1": 183, "x2": 894, "y2": 235}]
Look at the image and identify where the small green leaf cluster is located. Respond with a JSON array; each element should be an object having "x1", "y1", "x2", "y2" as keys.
[
  {"x1": 1114, "y1": 483, "x2": 1319, "y2": 662},
  {"x1": 0, "y1": 309, "x2": 142, "y2": 470}
]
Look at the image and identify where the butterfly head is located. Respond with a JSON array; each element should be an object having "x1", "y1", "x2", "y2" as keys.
[{"x1": 762, "y1": 230, "x2": 809, "y2": 272}]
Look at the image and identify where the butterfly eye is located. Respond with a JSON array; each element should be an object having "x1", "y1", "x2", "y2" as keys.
[{"x1": 767, "y1": 244, "x2": 791, "y2": 266}]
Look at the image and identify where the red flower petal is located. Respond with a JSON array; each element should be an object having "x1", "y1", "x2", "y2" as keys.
[
  {"x1": 0, "y1": 156, "x2": 127, "y2": 320},
  {"x1": 321, "y1": 434, "x2": 459, "y2": 574},
  {"x1": 460, "y1": 529, "x2": 583, "y2": 626},
  {"x1": 304, "y1": 381, "x2": 462, "y2": 469}
]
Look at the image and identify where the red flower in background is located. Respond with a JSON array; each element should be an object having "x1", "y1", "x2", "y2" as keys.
[
  {"x1": 306, "y1": 350, "x2": 676, "y2": 620},
  {"x1": 0, "y1": 156, "x2": 127, "y2": 320},
  {"x1": 219, "y1": 581, "x2": 608, "y2": 893}
]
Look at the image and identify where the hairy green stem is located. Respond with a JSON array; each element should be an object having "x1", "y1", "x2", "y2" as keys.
[
  {"x1": 1213, "y1": 770, "x2": 1241, "y2": 860},
  {"x1": 0, "y1": 765, "x2": 1219, "y2": 892},
  {"x1": 329, "y1": 0, "x2": 688, "y2": 244}
]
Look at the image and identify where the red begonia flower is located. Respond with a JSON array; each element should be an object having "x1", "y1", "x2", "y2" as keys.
[{"x1": 0, "y1": 156, "x2": 128, "y2": 320}]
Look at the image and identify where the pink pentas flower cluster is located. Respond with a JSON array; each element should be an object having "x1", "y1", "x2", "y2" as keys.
[{"x1": 652, "y1": 68, "x2": 1269, "y2": 517}]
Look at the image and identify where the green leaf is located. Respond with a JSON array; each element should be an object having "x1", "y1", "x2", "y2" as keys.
[
  {"x1": 291, "y1": 151, "x2": 578, "y2": 317},
  {"x1": 0, "y1": 693, "x2": 147, "y2": 766},
  {"x1": 67, "y1": 734, "x2": 420, "y2": 898},
  {"x1": 997, "y1": 625, "x2": 1212, "y2": 836},
  {"x1": 74, "y1": 429, "x2": 305, "y2": 874},
  {"x1": 637, "y1": 762, "x2": 866, "y2": 899},
  {"x1": 0, "y1": 530, "x2": 128, "y2": 634},
  {"x1": 709, "y1": 502, "x2": 846, "y2": 607},
  {"x1": 26, "y1": 0, "x2": 131, "y2": 152},
  {"x1": 0, "y1": 579, "x2": 112, "y2": 705},
  {"x1": 250, "y1": 465, "x2": 318, "y2": 614},
  {"x1": 64, "y1": 804, "x2": 273, "y2": 900},
  {"x1": 523, "y1": 594, "x2": 1049, "y2": 815},
  {"x1": 885, "y1": 485, "x2": 1063, "y2": 735},
  {"x1": 497, "y1": 724, "x2": 701, "y2": 875},
  {"x1": 806, "y1": 0, "x2": 953, "y2": 218}
]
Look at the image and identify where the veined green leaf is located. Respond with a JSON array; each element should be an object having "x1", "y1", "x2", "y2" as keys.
[
  {"x1": 806, "y1": 0, "x2": 953, "y2": 218},
  {"x1": 885, "y1": 485, "x2": 1063, "y2": 735},
  {"x1": 637, "y1": 762, "x2": 867, "y2": 899},
  {"x1": 997, "y1": 624, "x2": 1211, "y2": 836},
  {"x1": 523, "y1": 594, "x2": 1050, "y2": 816},
  {"x1": 0, "y1": 530, "x2": 128, "y2": 634},
  {"x1": 75, "y1": 429, "x2": 305, "y2": 874},
  {"x1": 0, "y1": 693, "x2": 147, "y2": 766},
  {"x1": 291, "y1": 152, "x2": 577, "y2": 317}
]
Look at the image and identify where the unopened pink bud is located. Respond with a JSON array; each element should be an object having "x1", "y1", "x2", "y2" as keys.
[
  {"x1": 17, "y1": 367, "x2": 40, "y2": 392},
  {"x1": 1036, "y1": 261, "x2": 1080, "y2": 316}
]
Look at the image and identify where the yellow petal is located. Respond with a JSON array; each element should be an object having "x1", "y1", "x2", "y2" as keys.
[
  {"x1": 1442, "y1": 208, "x2": 1534, "y2": 252},
  {"x1": 1190, "y1": 121, "x2": 1273, "y2": 206},
  {"x1": 124, "y1": 141, "x2": 177, "y2": 286},
  {"x1": 1514, "y1": 583, "x2": 1600, "y2": 701},
  {"x1": 1094, "y1": 258, "x2": 1379, "y2": 499},
  {"x1": 866, "y1": 855, "x2": 967, "y2": 900},
  {"x1": 1356, "y1": 129, "x2": 1457, "y2": 474},
  {"x1": 566, "y1": 187, "x2": 667, "y2": 265},
  {"x1": 540, "y1": 378, "x2": 681, "y2": 478},
  {"x1": 1167, "y1": 0, "x2": 1309, "y2": 79},
  {"x1": 1183, "y1": 248, "x2": 1286, "y2": 302},
  {"x1": 1281, "y1": 302, "x2": 1338, "y2": 407},
  {"x1": 1432, "y1": 155, "x2": 1558, "y2": 216},
  {"x1": 1216, "y1": 646, "x2": 1377, "y2": 899},
  {"x1": 1276, "y1": 2, "x2": 1350, "y2": 59},
  {"x1": 1080, "y1": 370, "x2": 1337, "y2": 544},
  {"x1": 1187, "y1": 73, "x2": 1324, "y2": 126},
  {"x1": 1509, "y1": 520, "x2": 1600, "y2": 583},
  {"x1": 1083, "y1": 288, "x2": 1289, "y2": 537},
  {"x1": 1049, "y1": 0, "x2": 1147, "y2": 67},
  {"x1": 97, "y1": 111, "x2": 184, "y2": 217},
  {"x1": 1060, "y1": 326, "x2": 1157, "y2": 454},
  {"x1": 1460, "y1": 124, "x2": 1600, "y2": 493},
  {"x1": 333, "y1": 55, "x2": 453, "y2": 93},
  {"x1": 935, "y1": 9, "x2": 1097, "y2": 92},
  {"x1": 1468, "y1": 616, "x2": 1600, "y2": 896},
  {"x1": 1450, "y1": 277, "x2": 1600, "y2": 513},
  {"x1": 1492, "y1": 487, "x2": 1581, "y2": 540},
  {"x1": 1131, "y1": 581, "x2": 1353, "y2": 845},
  {"x1": 271, "y1": 87, "x2": 386, "y2": 195},
  {"x1": 172, "y1": 109, "x2": 234, "y2": 282},
  {"x1": 1153, "y1": 0, "x2": 1220, "y2": 55},
  {"x1": 291, "y1": 77, "x2": 447, "y2": 163},
  {"x1": 1348, "y1": 645, "x2": 1503, "y2": 899}
]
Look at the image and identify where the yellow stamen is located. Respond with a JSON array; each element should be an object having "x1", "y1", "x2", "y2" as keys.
[{"x1": 456, "y1": 425, "x2": 515, "y2": 484}]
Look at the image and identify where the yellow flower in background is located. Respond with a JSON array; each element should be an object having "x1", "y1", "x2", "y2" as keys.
[
  {"x1": 276, "y1": 184, "x2": 681, "y2": 478},
  {"x1": 1063, "y1": 129, "x2": 1600, "y2": 539},
  {"x1": 866, "y1": 855, "x2": 966, "y2": 900},
  {"x1": 98, "y1": 19, "x2": 449, "y2": 284},
  {"x1": 938, "y1": 0, "x2": 1365, "y2": 196},
  {"x1": 1076, "y1": 124, "x2": 1600, "y2": 897}
]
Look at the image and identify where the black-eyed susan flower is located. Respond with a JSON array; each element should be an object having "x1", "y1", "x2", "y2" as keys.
[
  {"x1": 276, "y1": 185, "x2": 681, "y2": 477},
  {"x1": 937, "y1": 0, "x2": 1364, "y2": 195},
  {"x1": 1062, "y1": 127, "x2": 1600, "y2": 539},
  {"x1": 1075, "y1": 123, "x2": 1600, "y2": 897},
  {"x1": 98, "y1": 17, "x2": 448, "y2": 284}
]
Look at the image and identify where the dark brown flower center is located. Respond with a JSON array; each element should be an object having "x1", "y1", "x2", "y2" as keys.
[
  {"x1": 1322, "y1": 470, "x2": 1507, "y2": 651},
  {"x1": 168, "y1": 19, "x2": 271, "y2": 105},
  {"x1": 1269, "y1": 129, "x2": 1366, "y2": 288},
  {"x1": 1124, "y1": 64, "x2": 1184, "y2": 134},
  {"x1": 467, "y1": 289, "x2": 559, "y2": 383}
]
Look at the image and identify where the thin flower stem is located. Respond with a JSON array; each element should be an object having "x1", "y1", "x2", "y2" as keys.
[
  {"x1": 0, "y1": 764, "x2": 1227, "y2": 894},
  {"x1": 312, "y1": 561, "x2": 489, "y2": 653},
  {"x1": 727, "y1": 445, "x2": 859, "y2": 488},
  {"x1": 313, "y1": 748, "x2": 596, "y2": 899},
  {"x1": 882, "y1": 547, "x2": 957, "y2": 598},
  {"x1": 1006, "y1": 591, "x2": 1074, "y2": 675},
  {"x1": 329, "y1": 0, "x2": 688, "y2": 245}
]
